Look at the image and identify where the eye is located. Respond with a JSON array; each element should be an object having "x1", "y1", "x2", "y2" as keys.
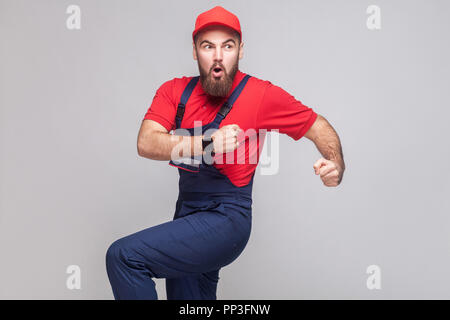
[
  {"x1": 204, "y1": 45, "x2": 212, "y2": 49},
  {"x1": 225, "y1": 44, "x2": 232, "y2": 49}
]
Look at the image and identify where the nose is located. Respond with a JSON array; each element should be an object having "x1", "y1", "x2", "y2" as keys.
[{"x1": 213, "y1": 46, "x2": 223, "y2": 62}]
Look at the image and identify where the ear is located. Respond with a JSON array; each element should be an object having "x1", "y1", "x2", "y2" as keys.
[
  {"x1": 193, "y1": 42, "x2": 198, "y2": 61},
  {"x1": 238, "y1": 41, "x2": 244, "y2": 60}
]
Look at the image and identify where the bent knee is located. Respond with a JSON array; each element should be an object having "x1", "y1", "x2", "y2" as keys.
[{"x1": 106, "y1": 238, "x2": 128, "y2": 268}]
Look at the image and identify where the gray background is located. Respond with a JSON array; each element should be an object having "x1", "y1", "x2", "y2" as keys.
[{"x1": 1, "y1": 0, "x2": 449, "y2": 299}]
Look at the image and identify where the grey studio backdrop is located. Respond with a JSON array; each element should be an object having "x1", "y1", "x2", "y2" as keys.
[{"x1": 0, "y1": 0, "x2": 449, "y2": 299}]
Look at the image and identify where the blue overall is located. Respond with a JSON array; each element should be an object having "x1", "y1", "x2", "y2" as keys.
[{"x1": 106, "y1": 74, "x2": 254, "y2": 300}]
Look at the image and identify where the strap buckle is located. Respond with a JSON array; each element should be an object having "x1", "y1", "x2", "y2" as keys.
[
  {"x1": 176, "y1": 103, "x2": 185, "y2": 119},
  {"x1": 218, "y1": 102, "x2": 231, "y2": 118}
]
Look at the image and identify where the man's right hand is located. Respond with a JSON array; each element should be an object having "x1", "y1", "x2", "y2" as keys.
[{"x1": 211, "y1": 124, "x2": 242, "y2": 154}]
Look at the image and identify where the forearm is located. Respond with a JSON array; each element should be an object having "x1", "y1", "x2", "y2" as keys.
[
  {"x1": 138, "y1": 132, "x2": 204, "y2": 161},
  {"x1": 311, "y1": 116, "x2": 346, "y2": 171}
]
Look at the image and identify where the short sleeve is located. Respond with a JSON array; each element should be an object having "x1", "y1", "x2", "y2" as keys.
[
  {"x1": 257, "y1": 82, "x2": 317, "y2": 141},
  {"x1": 143, "y1": 80, "x2": 176, "y2": 132}
]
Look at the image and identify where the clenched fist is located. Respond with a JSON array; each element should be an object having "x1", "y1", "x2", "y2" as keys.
[
  {"x1": 211, "y1": 124, "x2": 242, "y2": 154},
  {"x1": 313, "y1": 157, "x2": 344, "y2": 187}
]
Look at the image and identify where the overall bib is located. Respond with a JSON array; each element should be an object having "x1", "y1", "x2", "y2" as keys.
[{"x1": 106, "y1": 74, "x2": 254, "y2": 300}]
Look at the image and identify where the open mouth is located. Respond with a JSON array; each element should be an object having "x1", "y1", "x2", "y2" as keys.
[{"x1": 212, "y1": 66, "x2": 224, "y2": 78}]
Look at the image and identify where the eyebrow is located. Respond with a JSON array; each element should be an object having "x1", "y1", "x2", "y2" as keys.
[{"x1": 199, "y1": 38, "x2": 236, "y2": 46}]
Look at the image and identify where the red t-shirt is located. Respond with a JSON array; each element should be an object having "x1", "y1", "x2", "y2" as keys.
[{"x1": 143, "y1": 70, "x2": 317, "y2": 187}]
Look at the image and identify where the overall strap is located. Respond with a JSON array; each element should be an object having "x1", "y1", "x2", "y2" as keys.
[
  {"x1": 174, "y1": 76, "x2": 199, "y2": 129},
  {"x1": 210, "y1": 74, "x2": 251, "y2": 127}
]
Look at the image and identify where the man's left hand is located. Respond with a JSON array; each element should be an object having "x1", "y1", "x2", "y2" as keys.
[{"x1": 313, "y1": 158, "x2": 344, "y2": 187}]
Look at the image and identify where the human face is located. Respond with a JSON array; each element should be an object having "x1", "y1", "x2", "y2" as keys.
[{"x1": 193, "y1": 25, "x2": 244, "y2": 97}]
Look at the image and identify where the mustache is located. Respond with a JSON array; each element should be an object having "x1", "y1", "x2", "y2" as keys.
[{"x1": 210, "y1": 63, "x2": 226, "y2": 73}]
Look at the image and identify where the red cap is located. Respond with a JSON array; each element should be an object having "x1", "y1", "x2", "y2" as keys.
[{"x1": 192, "y1": 6, "x2": 242, "y2": 41}]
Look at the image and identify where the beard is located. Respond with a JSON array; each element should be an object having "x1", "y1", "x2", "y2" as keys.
[{"x1": 197, "y1": 51, "x2": 239, "y2": 98}]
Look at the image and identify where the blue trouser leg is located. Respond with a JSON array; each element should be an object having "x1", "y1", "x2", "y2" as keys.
[
  {"x1": 166, "y1": 269, "x2": 220, "y2": 300},
  {"x1": 105, "y1": 200, "x2": 251, "y2": 300}
]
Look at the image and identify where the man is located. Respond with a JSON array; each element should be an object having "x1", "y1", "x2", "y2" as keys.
[{"x1": 106, "y1": 6, "x2": 345, "y2": 300}]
